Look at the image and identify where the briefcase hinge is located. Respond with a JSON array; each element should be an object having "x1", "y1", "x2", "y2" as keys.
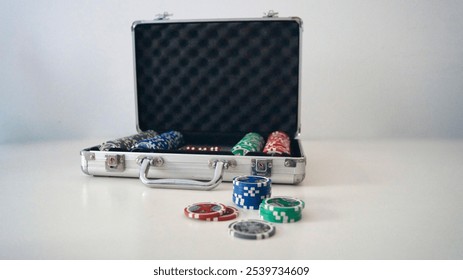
[
  {"x1": 105, "y1": 154, "x2": 125, "y2": 172},
  {"x1": 155, "y1": 12, "x2": 173, "y2": 20},
  {"x1": 263, "y1": 10, "x2": 279, "y2": 18}
]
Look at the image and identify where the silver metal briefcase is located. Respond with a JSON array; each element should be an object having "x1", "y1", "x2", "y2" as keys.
[{"x1": 80, "y1": 12, "x2": 306, "y2": 190}]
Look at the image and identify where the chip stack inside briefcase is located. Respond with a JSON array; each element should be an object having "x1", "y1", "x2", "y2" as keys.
[{"x1": 80, "y1": 12, "x2": 306, "y2": 190}]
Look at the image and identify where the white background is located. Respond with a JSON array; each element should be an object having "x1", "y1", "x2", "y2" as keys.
[{"x1": 1, "y1": 0, "x2": 462, "y2": 144}]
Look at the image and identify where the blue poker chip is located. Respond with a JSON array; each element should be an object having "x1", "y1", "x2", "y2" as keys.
[
  {"x1": 233, "y1": 192, "x2": 271, "y2": 200},
  {"x1": 232, "y1": 175, "x2": 272, "y2": 210},
  {"x1": 131, "y1": 131, "x2": 184, "y2": 151},
  {"x1": 233, "y1": 195, "x2": 271, "y2": 205},
  {"x1": 233, "y1": 187, "x2": 271, "y2": 197},
  {"x1": 233, "y1": 175, "x2": 271, "y2": 188},
  {"x1": 233, "y1": 193, "x2": 271, "y2": 199},
  {"x1": 135, "y1": 138, "x2": 169, "y2": 150}
]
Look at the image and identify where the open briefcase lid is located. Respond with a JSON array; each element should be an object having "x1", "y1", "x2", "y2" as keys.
[{"x1": 132, "y1": 14, "x2": 302, "y2": 138}]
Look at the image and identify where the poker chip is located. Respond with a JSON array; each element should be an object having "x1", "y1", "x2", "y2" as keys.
[
  {"x1": 184, "y1": 202, "x2": 227, "y2": 220},
  {"x1": 233, "y1": 175, "x2": 271, "y2": 187},
  {"x1": 99, "y1": 130, "x2": 158, "y2": 151},
  {"x1": 231, "y1": 132, "x2": 265, "y2": 156},
  {"x1": 263, "y1": 131, "x2": 291, "y2": 156},
  {"x1": 260, "y1": 196, "x2": 305, "y2": 212},
  {"x1": 259, "y1": 208, "x2": 302, "y2": 223},
  {"x1": 184, "y1": 203, "x2": 239, "y2": 222},
  {"x1": 205, "y1": 206, "x2": 239, "y2": 221},
  {"x1": 259, "y1": 196, "x2": 305, "y2": 223},
  {"x1": 232, "y1": 175, "x2": 272, "y2": 209},
  {"x1": 131, "y1": 130, "x2": 184, "y2": 151},
  {"x1": 228, "y1": 219, "x2": 276, "y2": 240}
]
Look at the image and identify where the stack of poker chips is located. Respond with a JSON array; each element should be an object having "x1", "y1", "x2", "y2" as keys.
[
  {"x1": 259, "y1": 196, "x2": 305, "y2": 223},
  {"x1": 232, "y1": 175, "x2": 271, "y2": 210},
  {"x1": 99, "y1": 130, "x2": 158, "y2": 151},
  {"x1": 131, "y1": 130, "x2": 184, "y2": 151},
  {"x1": 231, "y1": 132, "x2": 265, "y2": 156},
  {"x1": 184, "y1": 202, "x2": 239, "y2": 222},
  {"x1": 263, "y1": 131, "x2": 291, "y2": 156}
]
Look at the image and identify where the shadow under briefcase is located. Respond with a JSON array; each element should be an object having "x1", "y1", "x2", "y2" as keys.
[{"x1": 80, "y1": 11, "x2": 306, "y2": 190}]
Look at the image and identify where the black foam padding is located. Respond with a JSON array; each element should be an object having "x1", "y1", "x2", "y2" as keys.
[{"x1": 133, "y1": 19, "x2": 300, "y2": 136}]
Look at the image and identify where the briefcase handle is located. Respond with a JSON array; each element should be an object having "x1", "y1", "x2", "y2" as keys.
[{"x1": 138, "y1": 157, "x2": 228, "y2": 190}]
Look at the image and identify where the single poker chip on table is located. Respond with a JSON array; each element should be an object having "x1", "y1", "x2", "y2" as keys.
[
  {"x1": 228, "y1": 219, "x2": 276, "y2": 240},
  {"x1": 184, "y1": 202, "x2": 227, "y2": 220}
]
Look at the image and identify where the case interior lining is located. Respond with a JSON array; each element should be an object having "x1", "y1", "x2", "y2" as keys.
[{"x1": 133, "y1": 20, "x2": 300, "y2": 136}]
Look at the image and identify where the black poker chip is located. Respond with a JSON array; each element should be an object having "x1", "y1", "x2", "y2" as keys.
[{"x1": 228, "y1": 219, "x2": 276, "y2": 240}]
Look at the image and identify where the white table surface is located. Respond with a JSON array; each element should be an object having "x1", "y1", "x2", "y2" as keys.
[{"x1": 0, "y1": 139, "x2": 462, "y2": 260}]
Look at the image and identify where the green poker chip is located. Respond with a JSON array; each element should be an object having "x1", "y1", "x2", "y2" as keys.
[
  {"x1": 259, "y1": 208, "x2": 301, "y2": 220},
  {"x1": 261, "y1": 197, "x2": 305, "y2": 212},
  {"x1": 260, "y1": 205, "x2": 303, "y2": 217},
  {"x1": 259, "y1": 196, "x2": 305, "y2": 224},
  {"x1": 259, "y1": 207, "x2": 302, "y2": 218},
  {"x1": 260, "y1": 213, "x2": 302, "y2": 223},
  {"x1": 231, "y1": 132, "x2": 264, "y2": 156}
]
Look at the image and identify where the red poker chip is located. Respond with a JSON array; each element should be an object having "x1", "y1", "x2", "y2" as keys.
[
  {"x1": 263, "y1": 131, "x2": 291, "y2": 155},
  {"x1": 205, "y1": 206, "x2": 239, "y2": 222},
  {"x1": 184, "y1": 202, "x2": 226, "y2": 220}
]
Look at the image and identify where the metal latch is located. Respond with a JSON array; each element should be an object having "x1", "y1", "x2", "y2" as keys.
[
  {"x1": 251, "y1": 159, "x2": 272, "y2": 176},
  {"x1": 105, "y1": 154, "x2": 125, "y2": 172},
  {"x1": 155, "y1": 12, "x2": 173, "y2": 20}
]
